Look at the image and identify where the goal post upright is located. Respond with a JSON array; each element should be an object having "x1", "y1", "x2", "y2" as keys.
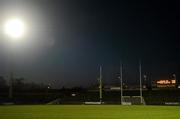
[
  {"x1": 120, "y1": 63, "x2": 123, "y2": 105},
  {"x1": 139, "y1": 60, "x2": 143, "y2": 104},
  {"x1": 99, "y1": 65, "x2": 102, "y2": 103}
]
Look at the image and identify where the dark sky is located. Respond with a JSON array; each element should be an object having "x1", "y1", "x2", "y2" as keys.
[{"x1": 0, "y1": 0, "x2": 180, "y2": 88}]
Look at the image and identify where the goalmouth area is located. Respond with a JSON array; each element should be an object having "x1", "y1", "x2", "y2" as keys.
[{"x1": 0, "y1": 105, "x2": 180, "y2": 119}]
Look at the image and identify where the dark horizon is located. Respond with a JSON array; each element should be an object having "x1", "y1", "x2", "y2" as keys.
[{"x1": 0, "y1": 0, "x2": 180, "y2": 88}]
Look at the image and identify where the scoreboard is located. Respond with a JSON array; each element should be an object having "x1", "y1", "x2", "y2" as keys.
[{"x1": 156, "y1": 79, "x2": 176, "y2": 88}]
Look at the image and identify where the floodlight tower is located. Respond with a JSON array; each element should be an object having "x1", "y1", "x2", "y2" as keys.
[{"x1": 3, "y1": 17, "x2": 26, "y2": 99}]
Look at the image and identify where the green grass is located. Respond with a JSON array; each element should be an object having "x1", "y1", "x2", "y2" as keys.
[{"x1": 0, "y1": 105, "x2": 180, "y2": 119}]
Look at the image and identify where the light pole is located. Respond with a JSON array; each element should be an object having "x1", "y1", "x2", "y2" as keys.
[{"x1": 3, "y1": 17, "x2": 26, "y2": 99}]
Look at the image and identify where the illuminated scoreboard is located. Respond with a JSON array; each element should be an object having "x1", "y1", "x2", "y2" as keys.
[{"x1": 156, "y1": 79, "x2": 176, "y2": 88}]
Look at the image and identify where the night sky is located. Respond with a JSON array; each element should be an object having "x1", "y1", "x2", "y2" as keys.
[{"x1": 0, "y1": 0, "x2": 180, "y2": 88}]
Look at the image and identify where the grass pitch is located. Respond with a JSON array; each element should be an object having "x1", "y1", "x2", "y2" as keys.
[{"x1": 0, "y1": 105, "x2": 180, "y2": 119}]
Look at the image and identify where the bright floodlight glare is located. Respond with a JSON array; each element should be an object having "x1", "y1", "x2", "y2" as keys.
[{"x1": 4, "y1": 18, "x2": 25, "y2": 39}]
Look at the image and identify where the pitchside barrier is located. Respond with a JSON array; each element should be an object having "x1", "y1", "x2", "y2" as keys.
[
  {"x1": 165, "y1": 102, "x2": 180, "y2": 106},
  {"x1": 84, "y1": 102, "x2": 104, "y2": 105},
  {"x1": 47, "y1": 98, "x2": 61, "y2": 105}
]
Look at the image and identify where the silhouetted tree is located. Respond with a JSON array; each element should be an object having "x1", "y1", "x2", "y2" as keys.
[
  {"x1": 13, "y1": 77, "x2": 25, "y2": 90},
  {"x1": 0, "y1": 76, "x2": 7, "y2": 89}
]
